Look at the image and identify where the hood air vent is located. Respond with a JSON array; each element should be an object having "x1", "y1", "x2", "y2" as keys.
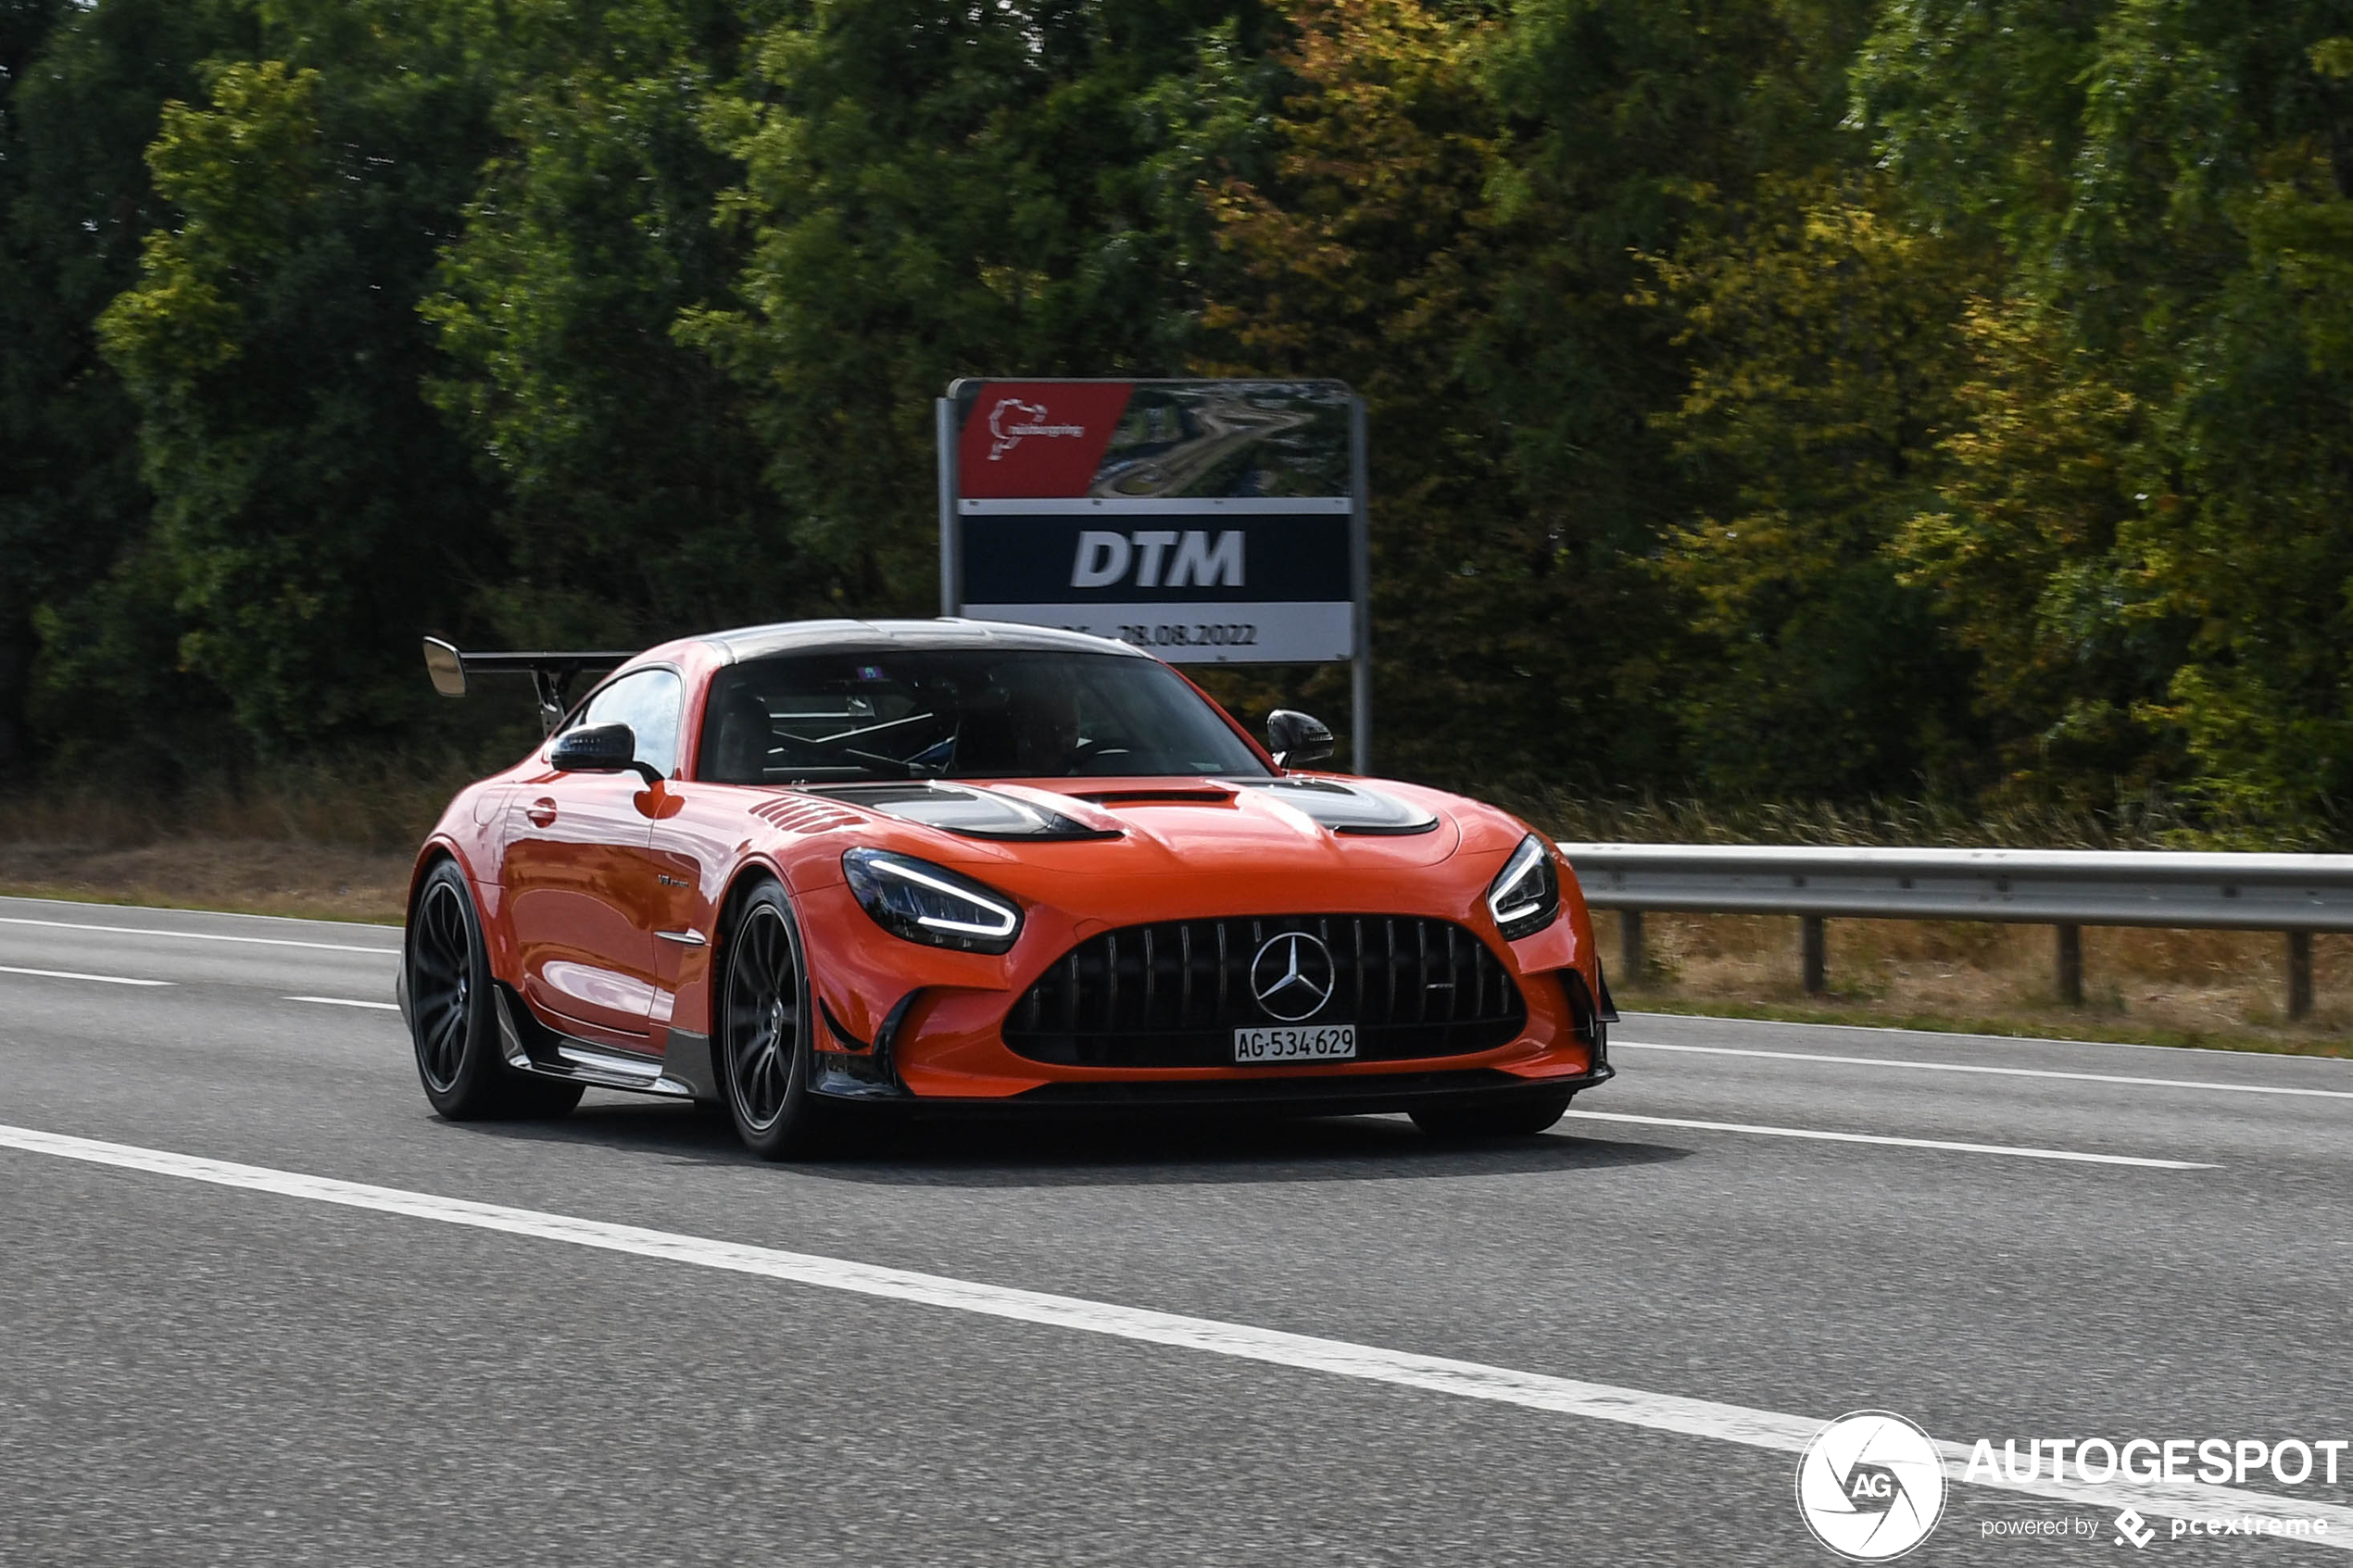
[{"x1": 802, "y1": 783, "x2": 1118, "y2": 841}]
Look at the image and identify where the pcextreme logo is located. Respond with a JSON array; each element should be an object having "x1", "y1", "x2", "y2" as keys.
[
  {"x1": 1796, "y1": 1411, "x2": 1949, "y2": 1561},
  {"x1": 986, "y1": 397, "x2": 1087, "y2": 460}
]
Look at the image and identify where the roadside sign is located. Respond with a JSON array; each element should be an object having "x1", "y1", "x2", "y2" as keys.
[{"x1": 937, "y1": 378, "x2": 1371, "y2": 766}]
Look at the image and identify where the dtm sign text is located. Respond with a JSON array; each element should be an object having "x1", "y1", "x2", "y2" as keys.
[{"x1": 1071, "y1": 531, "x2": 1243, "y2": 590}]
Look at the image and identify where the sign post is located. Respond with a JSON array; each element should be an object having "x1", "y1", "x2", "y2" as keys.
[{"x1": 936, "y1": 378, "x2": 1371, "y2": 772}]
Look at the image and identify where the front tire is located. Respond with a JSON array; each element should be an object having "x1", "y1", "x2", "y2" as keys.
[
  {"x1": 1410, "y1": 1090, "x2": 1574, "y2": 1140},
  {"x1": 405, "y1": 860, "x2": 582, "y2": 1121},
  {"x1": 716, "y1": 880, "x2": 858, "y2": 1160}
]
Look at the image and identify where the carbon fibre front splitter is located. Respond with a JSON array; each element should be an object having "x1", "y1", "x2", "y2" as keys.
[{"x1": 885, "y1": 1064, "x2": 1613, "y2": 1120}]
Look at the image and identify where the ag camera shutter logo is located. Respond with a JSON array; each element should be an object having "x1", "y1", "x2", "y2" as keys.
[{"x1": 1796, "y1": 1411, "x2": 1948, "y2": 1561}]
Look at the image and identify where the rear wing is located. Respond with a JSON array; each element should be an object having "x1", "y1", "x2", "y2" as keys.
[{"x1": 422, "y1": 637, "x2": 636, "y2": 734}]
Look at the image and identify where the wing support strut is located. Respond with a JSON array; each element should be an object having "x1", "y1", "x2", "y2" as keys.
[{"x1": 422, "y1": 637, "x2": 636, "y2": 734}]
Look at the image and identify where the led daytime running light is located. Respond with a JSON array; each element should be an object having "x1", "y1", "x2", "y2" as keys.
[
  {"x1": 875, "y1": 859, "x2": 1016, "y2": 938},
  {"x1": 1487, "y1": 834, "x2": 1561, "y2": 940},
  {"x1": 841, "y1": 848, "x2": 1025, "y2": 955},
  {"x1": 1491, "y1": 840, "x2": 1548, "y2": 922}
]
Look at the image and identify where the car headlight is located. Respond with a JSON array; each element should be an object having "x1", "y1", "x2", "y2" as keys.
[
  {"x1": 1487, "y1": 833, "x2": 1560, "y2": 940},
  {"x1": 842, "y1": 848, "x2": 1023, "y2": 954}
]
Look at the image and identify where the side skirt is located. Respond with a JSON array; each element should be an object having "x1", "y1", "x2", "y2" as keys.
[{"x1": 492, "y1": 984, "x2": 713, "y2": 1102}]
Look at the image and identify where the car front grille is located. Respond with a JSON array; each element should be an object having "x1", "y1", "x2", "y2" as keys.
[{"x1": 1001, "y1": 914, "x2": 1526, "y2": 1068}]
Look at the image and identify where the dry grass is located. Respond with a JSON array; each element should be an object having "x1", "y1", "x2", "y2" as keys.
[
  {"x1": 0, "y1": 753, "x2": 483, "y2": 854},
  {"x1": 1600, "y1": 909, "x2": 2353, "y2": 1058},
  {"x1": 0, "y1": 757, "x2": 467, "y2": 923},
  {"x1": 0, "y1": 839, "x2": 412, "y2": 923}
]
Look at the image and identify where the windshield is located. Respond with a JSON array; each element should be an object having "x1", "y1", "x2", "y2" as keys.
[{"x1": 695, "y1": 649, "x2": 1270, "y2": 784}]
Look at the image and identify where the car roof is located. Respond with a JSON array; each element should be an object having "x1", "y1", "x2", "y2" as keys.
[{"x1": 701, "y1": 618, "x2": 1151, "y2": 665}]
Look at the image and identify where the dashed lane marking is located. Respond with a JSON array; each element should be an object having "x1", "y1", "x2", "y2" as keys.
[
  {"x1": 1616, "y1": 1038, "x2": 2353, "y2": 1101},
  {"x1": 0, "y1": 965, "x2": 173, "y2": 987},
  {"x1": 1559, "y1": 1110, "x2": 2213, "y2": 1168}
]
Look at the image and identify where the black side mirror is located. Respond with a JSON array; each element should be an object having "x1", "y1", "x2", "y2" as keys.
[
  {"x1": 1266, "y1": 709, "x2": 1334, "y2": 769},
  {"x1": 551, "y1": 722, "x2": 661, "y2": 785}
]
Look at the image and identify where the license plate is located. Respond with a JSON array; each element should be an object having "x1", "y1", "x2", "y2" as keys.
[{"x1": 1233, "y1": 1024, "x2": 1357, "y2": 1063}]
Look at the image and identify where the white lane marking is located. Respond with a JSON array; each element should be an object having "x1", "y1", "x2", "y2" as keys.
[
  {"x1": 0, "y1": 915, "x2": 397, "y2": 957},
  {"x1": 1560, "y1": 1110, "x2": 2212, "y2": 1169},
  {"x1": 0, "y1": 1123, "x2": 2334, "y2": 1539},
  {"x1": 1625, "y1": 1008, "x2": 2353, "y2": 1062},
  {"x1": 1617, "y1": 1037, "x2": 2353, "y2": 1101},
  {"x1": 0, "y1": 964, "x2": 174, "y2": 987},
  {"x1": 285, "y1": 996, "x2": 400, "y2": 1011}
]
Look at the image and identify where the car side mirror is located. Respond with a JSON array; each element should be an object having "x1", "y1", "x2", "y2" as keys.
[
  {"x1": 551, "y1": 722, "x2": 661, "y2": 785},
  {"x1": 1266, "y1": 709, "x2": 1334, "y2": 769}
]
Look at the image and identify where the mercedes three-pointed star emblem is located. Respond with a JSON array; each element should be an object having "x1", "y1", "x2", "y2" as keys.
[{"x1": 1250, "y1": 932, "x2": 1336, "y2": 1022}]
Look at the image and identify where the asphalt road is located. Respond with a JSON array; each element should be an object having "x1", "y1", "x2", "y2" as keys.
[{"x1": 2, "y1": 889, "x2": 2348, "y2": 1565}]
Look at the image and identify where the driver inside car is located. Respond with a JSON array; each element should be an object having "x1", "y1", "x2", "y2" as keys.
[
  {"x1": 1009, "y1": 673, "x2": 1085, "y2": 773},
  {"x1": 948, "y1": 670, "x2": 1085, "y2": 775}
]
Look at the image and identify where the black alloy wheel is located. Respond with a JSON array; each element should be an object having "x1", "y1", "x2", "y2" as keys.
[
  {"x1": 1409, "y1": 1089, "x2": 1575, "y2": 1140},
  {"x1": 404, "y1": 860, "x2": 582, "y2": 1121},
  {"x1": 718, "y1": 881, "x2": 854, "y2": 1159}
]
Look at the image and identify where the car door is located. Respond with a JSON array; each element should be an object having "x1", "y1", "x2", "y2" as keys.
[{"x1": 500, "y1": 667, "x2": 683, "y2": 1044}]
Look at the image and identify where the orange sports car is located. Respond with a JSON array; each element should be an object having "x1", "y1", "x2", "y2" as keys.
[{"x1": 396, "y1": 620, "x2": 1615, "y2": 1157}]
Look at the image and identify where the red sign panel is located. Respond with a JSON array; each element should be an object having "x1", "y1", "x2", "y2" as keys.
[{"x1": 955, "y1": 381, "x2": 1133, "y2": 497}]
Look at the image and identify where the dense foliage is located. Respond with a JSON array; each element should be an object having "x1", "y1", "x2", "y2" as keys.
[{"x1": 4, "y1": 0, "x2": 2349, "y2": 838}]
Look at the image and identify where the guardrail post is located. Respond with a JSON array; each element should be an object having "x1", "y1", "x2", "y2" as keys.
[
  {"x1": 1620, "y1": 909, "x2": 1645, "y2": 983},
  {"x1": 2056, "y1": 924, "x2": 2082, "y2": 1007},
  {"x1": 2288, "y1": 931, "x2": 2313, "y2": 1022},
  {"x1": 1801, "y1": 916, "x2": 1826, "y2": 996}
]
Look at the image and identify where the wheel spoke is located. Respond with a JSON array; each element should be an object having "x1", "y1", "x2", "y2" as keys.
[
  {"x1": 419, "y1": 994, "x2": 449, "y2": 1047},
  {"x1": 738, "y1": 922, "x2": 775, "y2": 997},
  {"x1": 431, "y1": 892, "x2": 464, "y2": 964},
  {"x1": 750, "y1": 915, "x2": 777, "y2": 987},
  {"x1": 756, "y1": 1043, "x2": 783, "y2": 1116},
  {"x1": 429, "y1": 1002, "x2": 464, "y2": 1081}
]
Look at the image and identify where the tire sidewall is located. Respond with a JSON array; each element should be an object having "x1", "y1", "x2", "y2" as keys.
[
  {"x1": 406, "y1": 861, "x2": 503, "y2": 1116},
  {"x1": 717, "y1": 880, "x2": 826, "y2": 1159}
]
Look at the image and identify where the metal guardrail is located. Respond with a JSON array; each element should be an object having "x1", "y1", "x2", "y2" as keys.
[{"x1": 1558, "y1": 844, "x2": 2353, "y2": 1018}]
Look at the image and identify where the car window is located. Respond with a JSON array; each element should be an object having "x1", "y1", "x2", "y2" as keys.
[
  {"x1": 697, "y1": 650, "x2": 1268, "y2": 784},
  {"x1": 573, "y1": 668, "x2": 682, "y2": 777}
]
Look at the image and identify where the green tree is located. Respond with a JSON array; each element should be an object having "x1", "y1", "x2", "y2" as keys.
[
  {"x1": 424, "y1": 0, "x2": 805, "y2": 650},
  {"x1": 0, "y1": 0, "x2": 245, "y2": 773},
  {"x1": 1185, "y1": 0, "x2": 1895, "y2": 792},
  {"x1": 94, "y1": 7, "x2": 507, "y2": 750},
  {"x1": 1184, "y1": 0, "x2": 1626, "y2": 786},
  {"x1": 1893, "y1": 298, "x2": 2185, "y2": 804},
  {"x1": 1860, "y1": 0, "x2": 2353, "y2": 834},
  {"x1": 1642, "y1": 176, "x2": 1986, "y2": 797},
  {"x1": 680, "y1": 0, "x2": 1265, "y2": 612}
]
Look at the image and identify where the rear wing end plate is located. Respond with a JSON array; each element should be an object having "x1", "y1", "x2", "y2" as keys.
[{"x1": 422, "y1": 637, "x2": 636, "y2": 734}]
